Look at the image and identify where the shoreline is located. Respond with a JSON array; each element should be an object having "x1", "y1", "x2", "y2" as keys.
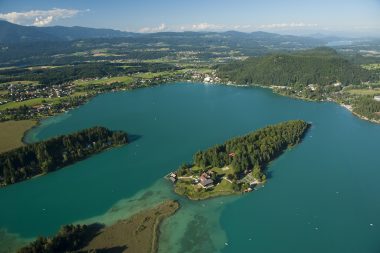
[
  {"x1": 11, "y1": 79, "x2": 380, "y2": 154},
  {"x1": 80, "y1": 200, "x2": 180, "y2": 253},
  {"x1": 16, "y1": 200, "x2": 180, "y2": 253},
  {"x1": 216, "y1": 80, "x2": 380, "y2": 125},
  {"x1": 339, "y1": 103, "x2": 380, "y2": 124}
]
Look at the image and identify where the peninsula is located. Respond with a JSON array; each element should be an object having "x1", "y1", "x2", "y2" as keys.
[
  {"x1": 17, "y1": 200, "x2": 180, "y2": 253},
  {"x1": 169, "y1": 120, "x2": 310, "y2": 200},
  {"x1": 217, "y1": 48, "x2": 380, "y2": 123},
  {"x1": 0, "y1": 126, "x2": 128, "y2": 186}
]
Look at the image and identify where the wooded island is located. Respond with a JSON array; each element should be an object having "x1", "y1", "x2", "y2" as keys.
[
  {"x1": 169, "y1": 120, "x2": 310, "y2": 200},
  {"x1": 0, "y1": 126, "x2": 128, "y2": 186}
]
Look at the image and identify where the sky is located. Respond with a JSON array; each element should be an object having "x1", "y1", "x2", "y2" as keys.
[{"x1": 0, "y1": 0, "x2": 380, "y2": 36}]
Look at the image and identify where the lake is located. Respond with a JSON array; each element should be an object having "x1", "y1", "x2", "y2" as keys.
[{"x1": 1, "y1": 83, "x2": 380, "y2": 253}]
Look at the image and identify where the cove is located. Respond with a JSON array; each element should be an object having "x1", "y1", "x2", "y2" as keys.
[{"x1": 1, "y1": 83, "x2": 380, "y2": 253}]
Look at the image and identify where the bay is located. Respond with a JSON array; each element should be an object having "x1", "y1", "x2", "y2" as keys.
[{"x1": 1, "y1": 83, "x2": 380, "y2": 253}]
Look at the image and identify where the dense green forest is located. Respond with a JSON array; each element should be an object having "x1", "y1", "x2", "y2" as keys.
[
  {"x1": 352, "y1": 96, "x2": 380, "y2": 121},
  {"x1": 218, "y1": 48, "x2": 376, "y2": 86},
  {"x1": 192, "y1": 120, "x2": 310, "y2": 180},
  {"x1": 17, "y1": 224, "x2": 91, "y2": 253},
  {"x1": 0, "y1": 127, "x2": 128, "y2": 186}
]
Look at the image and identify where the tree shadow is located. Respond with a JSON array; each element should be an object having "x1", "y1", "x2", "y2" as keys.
[
  {"x1": 127, "y1": 134, "x2": 142, "y2": 144},
  {"x1": 79, "y1": 245, "x2": 128, "y2": 253},
  {"x1": 265, "y1": 170, "x2": 274, "y2": 180},
  {"x1": 79, "y1": 223, "x2": 105, "y2": 248}
]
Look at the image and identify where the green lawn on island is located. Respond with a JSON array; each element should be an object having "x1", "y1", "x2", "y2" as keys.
[
  {"x1": 174, "y1": 165, "x2": 238, "y2": 200},
  {"x1": 174, "y1": 177, "x2": 236, "y2": 200}
]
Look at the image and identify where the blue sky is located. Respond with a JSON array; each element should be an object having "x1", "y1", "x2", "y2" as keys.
[{"x1": 0, "y1": 0, "x2": 380, "y2": 36}]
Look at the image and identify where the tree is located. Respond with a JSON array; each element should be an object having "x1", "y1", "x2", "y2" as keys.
[{"x1": 252, "y1": 165, "x2": 262, "y2": 180}]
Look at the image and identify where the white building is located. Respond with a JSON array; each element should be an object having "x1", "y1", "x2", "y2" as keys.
[
  {"x1": 204, "y1": 76, "x2": 212, "y2": 83},
  {"x1": 374, "y1": 96, "x2": 380, "y2": 102}
]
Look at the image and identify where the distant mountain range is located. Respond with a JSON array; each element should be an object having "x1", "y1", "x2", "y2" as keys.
[
  {"x1": 0, "y1": 20, "x2": 325, "y2": 45},
  {"x1": 0, "y1": 20, "x2": 136, "y2": 43}
]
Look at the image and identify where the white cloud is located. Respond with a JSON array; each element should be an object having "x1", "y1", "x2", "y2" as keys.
[
  {"x1": 138, "y1": 22, "x2": 252, "y2": 33},
  {"x1": 187, "y1": 23, "x2": 251, "y2": 31},
  {"x1": 258, "y1": 22, "x2": 318, "y2": 29},
  {"x1": 33, "y1": 16, "x2": 53, "y2": 26},
  {"x1": 139, "y1": 23, "x2": 167, "y2": 33},
  {"x1": 136, "y1": 22, "x2": 319, "y2": 33},
  {"x1": 191, "y1": 23, "x2": 225, "y2": 31},
  {"x1": 0, "y1": 8, "x2": 83, "y2": 26}
]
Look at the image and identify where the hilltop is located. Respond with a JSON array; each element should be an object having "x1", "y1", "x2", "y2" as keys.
[{"x1": 218, "y1": 47, "x2": 376, "y2": 86}]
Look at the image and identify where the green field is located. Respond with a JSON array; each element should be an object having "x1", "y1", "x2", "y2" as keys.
[
  {"x1": 27, "y1": 65, "x2": 64, "y2": 70},
  {"x1": 0, "y1": 93, "x2": 87, "y2": 111},
  {"x1": 174, "y1": 178, "x2": 236, "y2": 200},
  {"x1": 361, "y1": 64, "x2": 380, "y2": 70},
  {"x1": 174, "y1": 165, "x2": 237, "y2": 200},
  {"x1": 134, "y1": 71, "x2": 174, "y2": 79},
  {"x1": 0, "y1": 120, "x2": 36, "y2": 153},
  {"x1": 0, "y1": 98, "x2": 47, "y2": 110},
  {"x1": 0, "y1": 80, "x2": 40, "y2": 86},
  {"x1": 70, "y1": 91, "x2": 89, "y2": 96},
  {"x1": 74, "y1": 76, "x2": 133, "y2": 86},
  {"x1": 346, "y1": 88, "x2": 380, "y2": 96}
]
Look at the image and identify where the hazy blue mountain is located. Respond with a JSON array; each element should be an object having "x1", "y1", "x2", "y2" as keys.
[
  {"x1": 0, "y1": 20, "x2": 135, "y2": 43},
  {"x1": 0, "y1": 20, "x2": 60, "y2": 43}
]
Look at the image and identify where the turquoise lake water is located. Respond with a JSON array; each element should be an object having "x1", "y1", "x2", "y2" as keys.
[{"x1": 1, "y1": 83, "x2": 380, "y2": 253}]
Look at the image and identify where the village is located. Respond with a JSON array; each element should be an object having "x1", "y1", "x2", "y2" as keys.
[
  {"x1": 0, "y1": 82, "x2": 75, "y2": 105},
  {"x1": 0, "y1": 68, "x2": 223, "y2": 122}
]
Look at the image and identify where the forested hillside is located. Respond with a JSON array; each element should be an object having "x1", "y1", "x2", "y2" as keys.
[
  {"x1": 0, "y1": 126, "x2": 128, "y2": 186},
  {"x1": 218, "y1": 48, "x2": 375, "y2": 86}
]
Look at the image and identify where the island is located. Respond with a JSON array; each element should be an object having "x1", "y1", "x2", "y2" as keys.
[
  {"x1": 168, "y1": 120, "x2": 310, "y2": 200},
  {"x1": 0, "y1": 126, "x2": 128, "y2": 186},
  {"x1": 17, "y1": 200, "x2": 179, "y2": 253}
]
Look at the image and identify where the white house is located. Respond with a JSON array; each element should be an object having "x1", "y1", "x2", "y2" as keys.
[{"x1": 374, "y1": 96, "x2": 380, "y2": 102}]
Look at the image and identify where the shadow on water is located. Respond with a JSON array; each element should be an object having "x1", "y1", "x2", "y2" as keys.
[
  {"x1": 265, "y1": 170, "x2": 274, "y2": 180},
  {"x1": 127, "y1": 134, "x2": 142, "y2": 144},
  {"x1": 78, "y1": 246, "x2": 128, "y2": 253}
]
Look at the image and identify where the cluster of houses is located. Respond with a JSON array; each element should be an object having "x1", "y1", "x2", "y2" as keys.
[
  {"x1": 183, "y1": 70, "x2": 221, "y2": 84},
  {"x1": 168, "y1": 171, "x2": 215, "y2": 189},
  {"x1": 0, "y1": 95, "x2": 87, "y2": 121},
  {"x1": 203, "y1": 74, "x2": 221, "y2": 84},
  {"x1": 307, "y1": 82, "x2": 342, "y2": 92},
  {"x1": 1, "y1": 83, "x2": 75, "y2": 105}
]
